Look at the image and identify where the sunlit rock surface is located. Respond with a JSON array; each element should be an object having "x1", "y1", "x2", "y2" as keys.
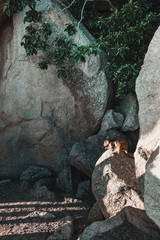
[
  {"x1": 0, "y1": 0, "x2": 112, "y2": 178},
  {"x1": 135, "y1": 26, "x2": 160, "y2": 227}
]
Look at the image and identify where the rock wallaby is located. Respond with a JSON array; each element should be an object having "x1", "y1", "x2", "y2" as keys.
[{"x1": 104, "y1": 136, "x2": 128, "y2": 154}]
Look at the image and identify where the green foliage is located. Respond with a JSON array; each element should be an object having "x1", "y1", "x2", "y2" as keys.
[
  {"x1": 5, "y1": 0, "x2": 40, "y2": 16},
  {"x1": 4, "y1": 0, "x2": 99, "y2": 77},
  {"x1": 21, "y1": 23, "x2": 52, "y2": 55},
  {"x1": 69, "y1": 0, "x2": 160, "y2": 98},
  {"x1": 88, "y1": 0, "x2": 160, "y2": 98},
  {"x1": 4, "y1": 0, "x2": 160, "y2": 98},
  {"x1": 65, "y1": 23, "x2": 77, "y2": 36}
]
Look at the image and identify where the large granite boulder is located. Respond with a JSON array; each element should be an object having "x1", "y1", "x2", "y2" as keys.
[
  {"x1": 134, "y1": 27, "x2": 160, "y2": 190},
  {"x1": 144, "y1": 145, "x2": 160, "y2": 229},
  {"x1": 92, "y1": 150, "x2": 143, "y2": 219},
  {"x1": 135, "y1": 26, "x2": 160, "y2": 227},
  {"x1": 0, "y1": 0, "x2": 112, "y2": 178}
]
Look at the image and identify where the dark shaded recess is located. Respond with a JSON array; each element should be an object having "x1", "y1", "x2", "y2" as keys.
[
  {"x1": 86, "y1": 0, "x2": 128, "y2": 14},
  {"x1": 88, "y1": 0, "x2": 160, "y2": 13},
  {"x1": 150, "y1": 0, "x2": 160, "y2": 12},
  {"x1": 71, "y1": 166, "x2": 95, "y2": 203},
  {"x1": 0, "y1": 17, "x2": 13, "y2": 80},
  {"x1": 71, "y1": 166, "x2": 90, "y2": 193},
  {"x1": 124, "y1": 129, "x2": 139, "y2": 154},
  {"x1": 0, "y1": 233, "x2": 51, "y2": 240},
  {"x1": 0, "y1": 0, "x2": 9, "y2": 28}
]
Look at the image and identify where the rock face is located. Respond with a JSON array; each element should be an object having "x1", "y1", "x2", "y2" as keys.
[
  {"x1": 115, "y1": 94, "x2": 139, "y2": 132},
  {"x1": 0, "y1": 0, "x2": 112, "y2": 178},
  {"x1": 134, "y1": 27, "x2": 160, "y2": 227},
  {"x1": 135, "y1": 27, "x2": 160, "y2": 192},
  {"x1": 144, "y1": 145, "x2": 160, "y2": 228},
  {"x1": 80, "y1": 207, "x2": 160, "y2": 240},
  {"x1": 92, "y1": 150, "x2": 143, "y2": 219},
  {"x1": 99, "y1": 109, "x2": 124, "y2": 133}
]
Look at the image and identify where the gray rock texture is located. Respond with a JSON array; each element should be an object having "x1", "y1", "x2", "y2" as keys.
[
  {"x1": 20, "y1": 165, "x2": 53, "y2": 181},
  {"x1": 92, "y1": 150, "x2": 143, "y2": 219},
  {"x1": 55, "y1": 167, "x2": 73, "y2": 193},
  {"x1": 134, "y1": 26, "x2": 160, "y2": 194},
  {"x1": 80, "y1": 207, "x2": 160, "y2": 240},
  {"x1": 99, "y1": 109, "x2": 124, "y2": 133},
  {"x1": 0, "y1": 0, "x2": 112, "y2": 178},
  {"x1": 47, "y1": 216, "x2": 74, "y2": 240},
  {"x1": 116, "y1": 94, "x2": 139, "y2": 132},
  {"x1": 144, "y1": 144, "x2": 160, "y2": 229},
  {"x1": 81, "y1": 211, "x2": 124, "y2": 240},
  {"x1": 31, "y1": 180, "x2": 56, "y2": 201},
  {"x1": 87, "y1": 201, "x2": 104, "y2": 225}
]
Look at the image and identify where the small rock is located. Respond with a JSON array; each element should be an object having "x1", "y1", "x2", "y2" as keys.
[
  {"x1": 20, "y1": 165, "x2": 53, "y2": 181},
  {"x1": 0, "y1": 179, "x2": 11, "y2": 185},
  {"x1": 99, "y1": 109, "x2": 124, "y2": 133},
  {"x1": 35, "y1": 176, "x2": 55, "y2": 187},
  {"x1": 47, "y1": 216, "x2": 74, "y2": 240},
  {"x1": 116, "y1": 94, "x2": 139, "y2": 132},
  {"x1": 25, "y1": 210, "x2": 55, "y2": 219},
  {"x1": 63, "y1": 197, "x2": 77, "y2": 203},
  {"x1": 31, "y1": 180, "x2": 55, "y2": 201}
]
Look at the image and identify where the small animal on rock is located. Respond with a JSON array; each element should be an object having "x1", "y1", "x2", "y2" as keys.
[{"x1": 104, "y1": 136, "x2": 128, "y2": 154}]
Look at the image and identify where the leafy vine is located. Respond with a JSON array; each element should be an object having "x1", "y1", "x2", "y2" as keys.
[
  {"x1": 3, "y1": 0, "x2": 160, "y2": 98},
  {"x1": 4, "y1": 0, "x2": 99, "y2": 78}
]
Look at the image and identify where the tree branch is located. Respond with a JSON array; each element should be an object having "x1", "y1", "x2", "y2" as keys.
[
  {"x1": 77, "y1": 0, "x2": 88, "y2": 31},
  {"x1": 53, "y1": 0, "x2": 77, "y2": 26},
  {"x1": 106, "y1": 0, "x2": 117, "y2": 12}
]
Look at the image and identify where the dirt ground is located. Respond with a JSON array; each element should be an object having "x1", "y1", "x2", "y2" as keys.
[
  {"x1": 0, "y1": 179, "x2": 158, "y2": 240},
  {"x1": 0, "y1": 180, "x2": 94, "y2": 240}
]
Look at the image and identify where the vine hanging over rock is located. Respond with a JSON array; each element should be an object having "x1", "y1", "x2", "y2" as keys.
[{"x1": 4, "y1": 0, "x2": 99, "y2": 77}]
